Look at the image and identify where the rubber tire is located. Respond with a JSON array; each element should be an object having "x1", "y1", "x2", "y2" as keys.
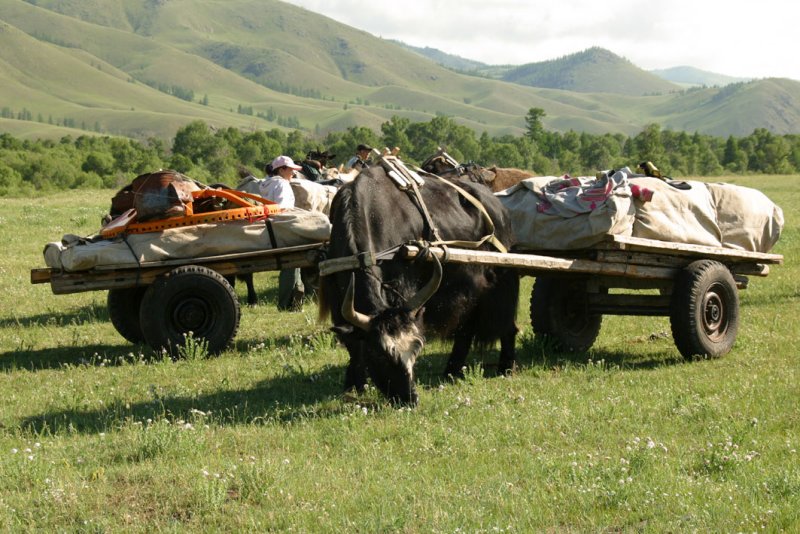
[
  {"x1": 139, "y1": 265, "x2": 240, "y2": 355},
  {"x1": 670, "y1": 260, "x2": 739, "y2": 359},
  {"x1": 107, "y1": 287, "x2": 146, "y2": 344},
  {"x1": 530, "y1": 276, "x2": 602, "y2": 352}
]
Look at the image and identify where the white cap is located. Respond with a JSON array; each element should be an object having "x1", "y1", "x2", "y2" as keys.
[{"x1": 270, "y1": 155, "x2": 302, "y2": 170}]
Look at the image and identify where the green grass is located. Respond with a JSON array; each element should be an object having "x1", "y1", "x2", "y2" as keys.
[{"x1": 1, "y1": 177, "x2": 798, "y2": 531}]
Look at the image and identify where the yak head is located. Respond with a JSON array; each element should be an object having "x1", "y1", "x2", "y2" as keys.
[{"x1": 339, "y1": 256, "x2": 442, "y2": 405}]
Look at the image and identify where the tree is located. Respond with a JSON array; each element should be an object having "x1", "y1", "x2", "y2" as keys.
[
  {"x1": 480, "y1": 141, "x2": 525, "y2": 169},
  {"x1": 380, "y1": 116, "x2": 413, "y2": 156},
  {"x1": 82, "y1": 151, "x2": 115, "y2": 176},
  {"x1": 722, "y1": 136, "x2": 748, "y2": 172},
  {"x1": 524, "y1": 107, "x2": 546, "y2": 143},
  {"x1": 579, "y1": 134, "x2": 622, "y2": 172},
  {"x1": 0, "y1": 161, "x2": 22, "y2": 195},
  {"x1": 404, "y1": 116, "x2": 479, "y2": 163},
  {"x1": 750, "y1": 129, "x2": 792, "y2": 173},
  {"x1": 172, "y1": 121, "x2": 216, "y2": 164},
  {"x1": 631, "y1": 123, "x2": 667, "y2": 168}
]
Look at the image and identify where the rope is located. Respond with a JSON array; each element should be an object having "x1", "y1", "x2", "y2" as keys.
[{"x1": 121, "y1": 234, "x2": 143, "y2": 288}]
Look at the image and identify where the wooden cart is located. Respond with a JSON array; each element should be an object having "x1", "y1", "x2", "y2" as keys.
[
  {"x1": 31, "y1": 242, "x2": 326, "y2": 354},
  {"x1": 324, "y1": 235, "x2": 783, "y2": 359},
  {"x1": 33, "y1": 233, "x2": 782, "y2": 360}
]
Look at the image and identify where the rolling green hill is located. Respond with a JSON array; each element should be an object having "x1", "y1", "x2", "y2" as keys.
[
  {"x1": 651, "y1": 66, "x2": 750, "y2": 88},
  {"x1": 500, "y1": 47, "x2": 680, "y2": 96},
  {"x1": 1, "y1": 0, "x2": 799, "y2": 142},
  {"x1": 657, "y1": 78, "x2": 800, "y2": 134},
  {"x1": 392, "y1": 40, "x2": 492, "y2": 73}
]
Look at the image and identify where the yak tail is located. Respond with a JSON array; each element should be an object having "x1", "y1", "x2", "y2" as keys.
[{"x1": 317, "y1": 277, "x2": 331, "y2": 323}]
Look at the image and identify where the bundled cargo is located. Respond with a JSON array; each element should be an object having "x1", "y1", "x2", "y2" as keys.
[
  {"x1": 496, "y1": 168, "x2": 783, "y2": 253},
  {"x1": 43, "y1": 170, "x2": 331, "y2": 272},
  {"x1": 44, "y1": 209, "x2": 331, "y2": 272}
]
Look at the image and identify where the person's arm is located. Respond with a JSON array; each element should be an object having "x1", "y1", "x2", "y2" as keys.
[{"x1": 274, "y1": 180, "x2": 295, "y2": 208}]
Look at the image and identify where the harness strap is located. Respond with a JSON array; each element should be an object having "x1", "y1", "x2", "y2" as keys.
[
  {"x1": 406, "y1": 168, "x2": 443, "y2": 244},
  {"x1": 426, "y1": 174, "x2": 507, "y2": 254},
  {"x1": 318, "y1": 157, "x2": 507, "y2": 278},
  {"x1": 383, "y1": 154, "x2": 505, "y2": 253},
  {"x1": 318, "y1": 246, "x2": 403, "y2": 277}
]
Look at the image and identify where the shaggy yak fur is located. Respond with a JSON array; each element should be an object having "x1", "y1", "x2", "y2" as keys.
[{"x1": 319, "y1": 163, "x2": 519, "y2": 405}]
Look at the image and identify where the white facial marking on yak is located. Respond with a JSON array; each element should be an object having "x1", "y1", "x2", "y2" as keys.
[{"x1": 380, "y1": 326, "x2": 424, "y2": 379}]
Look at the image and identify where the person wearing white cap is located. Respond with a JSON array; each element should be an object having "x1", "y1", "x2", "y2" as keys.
[
  {"x1": 259, "y1": 155, "x2": 301, "y2": 208},
  {"x1": 260, "y1": 155, "x2": 305, "y2": 310}
]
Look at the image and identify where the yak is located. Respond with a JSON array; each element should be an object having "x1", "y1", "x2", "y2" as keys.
[
  {"x1": 420, "y1": 150, "x2": 536, "y2": 193},
  {"x1": 319, "y1": 162, "x2": 519, "y2": 405}
]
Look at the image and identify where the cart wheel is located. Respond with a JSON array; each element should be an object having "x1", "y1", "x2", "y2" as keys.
[
  {"x1": 530, "y1": 276, "x2": 602, "y2": 352},
  {"x1": 107, "y1": 287, "x2": 146, "y2": 344},
  {"x1": 139, "y1": 265, "x2": 240, "y2": 355},
  {"x1": 670, "y1": 260, "x2": 739, "y2": 359}
]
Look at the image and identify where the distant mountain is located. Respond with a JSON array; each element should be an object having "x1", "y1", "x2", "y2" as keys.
[
  {"x1": 651, "y1": 66, "x2": 750, "y2": 88},
  {"x1": 0, "y1": 0, "x2": 798, "y2": 141},
  {"x1": 391, "y1": 41, "x2": 489, "y2": 72},
  {"x1": 501, "y1": 47, "x2": 680, "y2": 96},
  {"x1": 657, "y1": 78, "x2": 800, "y2": 135}
]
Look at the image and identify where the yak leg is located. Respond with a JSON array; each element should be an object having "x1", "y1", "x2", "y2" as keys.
[
  {"x1": 224, "y1": 274, "x2": 258, "y2": 306},
  {"x1": 496, "y1": 326, "x2": 518, "y2": 375},
  {"x1": 342, "y1": 340, "x2": 368, "y2": 393},
  {"x1": 331, "y1": 325, "x2": 368, "y2": 393},
  {"x1": 241, "y1": 274, "x2": 257, "y2": 306},
  {"x1": 444, "y1": 330, "x2": 474, "y2": 379},
  {"x1": 224, "y1": 275, "x2": 237, "y2": 295}
]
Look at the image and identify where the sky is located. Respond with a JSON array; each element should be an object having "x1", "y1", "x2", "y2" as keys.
[{"x1": 283, "y1": 0, "x2": 800, "y2": 81}]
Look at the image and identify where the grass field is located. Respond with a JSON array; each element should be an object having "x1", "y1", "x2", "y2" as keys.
[{"x1": 0, "y1": 176, "x2": 798, "y2": 531}]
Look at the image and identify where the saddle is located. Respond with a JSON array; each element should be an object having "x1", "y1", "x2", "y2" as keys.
[{"x1": 109, "y1": 170, "x2": 202, "y2": 221}]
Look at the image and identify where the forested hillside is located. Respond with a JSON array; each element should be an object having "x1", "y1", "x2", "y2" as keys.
[
  {"x1": 500, "y1": 48, "x2": 679, "y2": 96},
  {"x1": 2, "y1": 113, "x2": 798, "y2": 197},
  {"x1": 651, "y1": 66, "x2": 750, "y2": 88}
]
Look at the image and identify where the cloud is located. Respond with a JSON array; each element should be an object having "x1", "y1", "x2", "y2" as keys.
[{"x1": 284, "y1": 0, "x2": 800, "y2": 80}]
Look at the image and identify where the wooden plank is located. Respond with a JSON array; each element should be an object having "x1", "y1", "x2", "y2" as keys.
[
  {"x1": 600, "y1": 235, "x2": 783, "y2": 264},
  {"x1": 49, "y1": 267, "x2": 172, "y2": 294},
  {"x1": 91, "y1": 242, "x2": 325, "y2": 271},
  {"x1": 30, "y1": 268, "x2": 53, "y2": 284},
  {"x1": 594, "y1": 250, "x2": 771, "y2": 277},
  {"x1": 399, "y1": 245, "x2": 678, "y2": 280},
  {"x1": 587, "y1": 293, "x2": 672, "y2": 316},
  {"x1": 731, "y1": 263, "x2": 770, "y2": 277},
  {"x1": 593, "y1": 250, "x2": 691, "y2": 268},
  {"x1": 42, "y1": 249, "x2": 319, "y2": 295}
]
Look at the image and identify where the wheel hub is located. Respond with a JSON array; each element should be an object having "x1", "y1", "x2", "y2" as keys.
[
  {"x1": 702, "y1": 289, "x2": 726, "y2": 339},
  {"x1": 174, "y1": 297, "x2": 211, "y2": 332}
]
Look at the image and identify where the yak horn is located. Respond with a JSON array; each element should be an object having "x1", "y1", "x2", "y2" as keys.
[
  {"x1": 342, "y1": 274, "x2": 372, "y2": 331},
  {"x1": 404, "y1": 253, "x2": 443, "y2": 313}
]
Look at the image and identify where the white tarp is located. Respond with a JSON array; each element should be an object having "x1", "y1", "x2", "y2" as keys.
[
  {"x1": 44, "y1": 208, "x2": 331, "y2": 272},
  {"x1": 290, "y1": 179, "x2": 338, "y2": 215},
  {"x1": 630, "y1": 177, "x2": 722, "y2": 247},
  {"x1": 497, "y1": 172, "x2": 783, "y2": 253},
  {"x1": 496, "y1": 169, "x2": 636, "y2": 250},
  {"x1": 237, "y1": 175, "x2": 339, "y2": 215},
  {"x1": 706, "y1": 182, "x2": 784, "y2": 252}
]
